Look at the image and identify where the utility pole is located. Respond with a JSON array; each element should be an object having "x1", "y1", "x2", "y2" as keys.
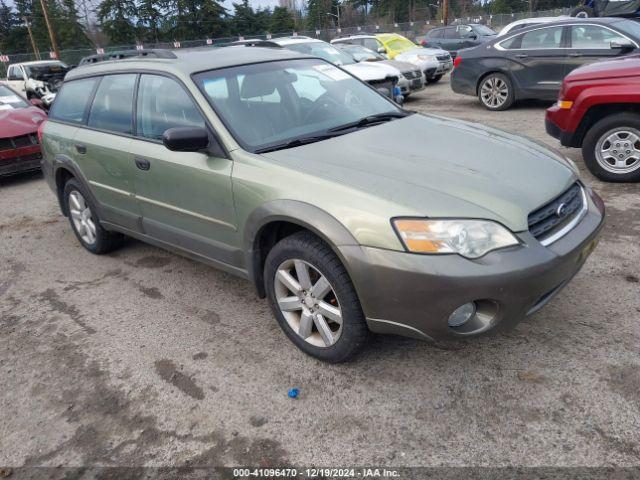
[
  {"x1": 23, "y1": 17, "x2": 41, "y2": 60},
  {"x1": 39, "y1": 0, "x2": 60, "y2": 60},
  {"x1": 442, "y1": 0, "x2": 449, "y2": 25}
]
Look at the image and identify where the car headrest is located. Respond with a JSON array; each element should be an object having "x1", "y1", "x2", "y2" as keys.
[{"x1": 240, "y1": 72, "x2": 278, "y2": 99}]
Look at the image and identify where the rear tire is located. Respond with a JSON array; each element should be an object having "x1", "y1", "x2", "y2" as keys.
[
  {"x1": 570, "y1": 6, "x2": 595, "y2": 17},
  {"x1": 264, "y1": 231, "x2": 369, "y2": 363},
  {"x1": 478, "y1": 73, "x2": 515, "y2": 111},
  {"x1": 582, "y1": 113, "x2": 640, "y2": 182},
  {"x1": 427, "y1": 75, "x2": 443, "y2": 84},
  {"x1": 63, "y1": 178, "x2": 123, "y2": 254}
]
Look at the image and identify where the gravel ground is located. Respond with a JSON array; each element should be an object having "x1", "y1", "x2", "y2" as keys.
[{"x1": 1, "y1": 76, "x2": 639, "y2": 471}]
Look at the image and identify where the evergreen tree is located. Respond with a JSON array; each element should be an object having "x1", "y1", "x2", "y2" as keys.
[
  {"x1": 97, "y1": 0, "x2": 138, "y2": 44},
  {"x1": 270, "y1": 6, "x2": 294, "y2": 33}
]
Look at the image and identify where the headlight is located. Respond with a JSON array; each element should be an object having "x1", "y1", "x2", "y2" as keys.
[
  {"x1": 417, "y1": 54, "x2": 437, "y2": 62},
  {"x1": 392, "y1": 218, "x2": 520, "y2": 259}
]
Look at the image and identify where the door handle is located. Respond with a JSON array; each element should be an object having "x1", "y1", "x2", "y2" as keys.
[
  {"x1": 134, "y1": 156, "x2": 151, "y2": 171},
  {"x1": 515, "y1": 54, "x2": 528, "y2": 58},
  {"x1": 569, "y1": 52, "x2": 582, "y2": 57},
  {"x1": 75, "y1": 144, "x2": 86, "y2": 154}
]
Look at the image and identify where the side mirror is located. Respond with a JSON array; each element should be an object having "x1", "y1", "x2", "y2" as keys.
[
  {"x1": 377, "y1": 47, "x2": 387, "y2": 54},
  {"x1": 162, "y1": 126, "x2": 209, "y2": 152},
  {"x1": 610, "y1": 39, "x2": 634, "y2": 51},
  {"x1": 29, "y1": 98, "x2": 45, "y2": 109},
  {"x1": 469, "y1": 33, "x2": 478, "y2": 40}
]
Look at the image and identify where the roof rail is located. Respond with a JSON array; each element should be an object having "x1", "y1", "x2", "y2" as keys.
[
  {"x1": 78, "y1": 49, "x2": 177, "y2": 66},
  {"x1": 226, "y1": 40, "x2": 282, "y2": 48}
]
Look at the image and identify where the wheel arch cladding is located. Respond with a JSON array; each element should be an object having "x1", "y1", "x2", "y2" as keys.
[
  {"x1": 55, "y1": 166, "x2": 75, "y2": 216},
  {"x1": 243, "y1": 200, "x2": 360, "y2": 298}
]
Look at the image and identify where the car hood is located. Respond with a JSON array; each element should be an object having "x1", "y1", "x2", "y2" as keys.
[
  {"x1": 379, "y1": 59, "x2": 420, "y2": 73},
  {"x1": 262, "y1": 114, "x2": 577, "y2": 232},
  {"x1": 0, "y1": 106, "x2": 46, "y2": 139},
  {"x1": 566, "y1": 54, "x2": 640, "y2": 81},
  {"x1": 343, "y1": 61, "x2": 397, "y2": 81}
]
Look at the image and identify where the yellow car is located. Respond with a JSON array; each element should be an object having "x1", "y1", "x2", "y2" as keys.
[{"x1": 376, "y1": 33, "x2": 421, "y2": 59}]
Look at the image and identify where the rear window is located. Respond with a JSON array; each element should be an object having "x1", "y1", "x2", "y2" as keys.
[{"x1": 49, "y1": 78, "x2": 98, "y2": 124}]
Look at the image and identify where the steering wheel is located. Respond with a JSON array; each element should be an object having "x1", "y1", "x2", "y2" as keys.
[{"x1": 302, "y1": 94, "x2": 344, "y2": 124}]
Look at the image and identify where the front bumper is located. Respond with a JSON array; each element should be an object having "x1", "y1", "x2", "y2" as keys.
[
  {"x1": 545, "y1": 106, "x2": 580, "y2": 147},
  {"x1": 341, "y1": 188, "x2": 604, "y2": 341},
  {"x1": 436, "y1": 60, "x2": 453, "y2": 75},
  {"x1": 0, "y1": 145, "x2": 42, "y2": 176}
]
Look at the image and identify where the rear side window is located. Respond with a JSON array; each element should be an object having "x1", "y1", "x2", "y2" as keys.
[
  {"x1": 49, "y1": 78, "x2": 98, "y2": 124},
  {"x1": 88, "y1": 74, "x2": 137, "y2": 134},
  {"x1": 136, "y1": 74, "x2": 205, "y2": 141},
  {"x1": 520, "y1": 26, "x2": 563, "y2": 49}
]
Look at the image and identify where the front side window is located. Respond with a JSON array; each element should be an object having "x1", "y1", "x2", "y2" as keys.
[
  {"x1": 443, "y1": 27, "x2": 458, "y2": 39},
  {"x1": 519, "y1": 26, "x2": 563, "y2": 49},
  {"x1": 473, "y1": 25, "x2": 497, "y2": 36},
  {"x1": 571, "y1": 25, "x2": 627, "y2": 49},
  {"x1": 0, "y1": 85, "x2": 29, "y2": 110},
  {"x1": 136, "y1": 74, "x2": 205, "y2": 141},
  {"x1": 363, "y1": 38, "x2": 382, "y2": 51},
  {"x1": 193, "y1": 58, "x2": 402, "y2": 152},
  {"x1": 458, "y1": 26, "x2": 473, "y2": 38},
  {"x1": 427, "y1": 29, "x2": 443, "y2": 38},
  {"x1": 88, "y1": 74, "x2": 136, "y2": 134},
  {"x1": 49, "y1": 77, "x2": 98, "y2": 124}
]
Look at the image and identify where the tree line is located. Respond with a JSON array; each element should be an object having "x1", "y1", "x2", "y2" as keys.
[{"x1": 0, "y1": 0, "x2": 575, "y2": 55}]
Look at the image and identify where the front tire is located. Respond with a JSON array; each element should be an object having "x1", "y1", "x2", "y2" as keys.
[
  {"x1": 427, "y1": 74, "x2": 443, "y2": 84},
  {"x1": 63, "y1": 178, "x2": 123, "y2": 253},
  {"x1": 478, "y1": 73, "x2": 514, "y2": 111},
  {"x1": 264, "y1": 231, "x2": 369, "y2": 363},
  {"x1": 570, "y1": 6, "x2": 595, "y2": 17},
  {"x1": 582, "y1": 113, "x2": 640, "y2": 182}
]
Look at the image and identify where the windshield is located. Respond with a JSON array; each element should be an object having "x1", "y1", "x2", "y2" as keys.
[
  {"x1": 613, "y1": 19, "x2": 640, "y2": 39},
  {"x1": 473, "y1": 25, "x2": 497, "y2": 36},
  {"x1": 0, "y1": 85, "x2": 29, "y2": 110},
  {"x1": 386, "y1": 36, "x2": 417, "y2": 52},
  {"x1": 193, "y1": 58, "x2": 403, "y2": 153},
  {"x1": 338, "y1": 45, "x2": 383, "y2": 62},
  {"x1": 284, "y1": 41, "x2": 356, "y2": 66},
  {"x1": 23, "y1": 61, "x2": 69, "y2": 78}
]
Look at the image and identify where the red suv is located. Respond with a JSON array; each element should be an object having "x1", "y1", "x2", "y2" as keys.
[{"x1": 546, "y1": 55, "x2": 640, "y2": 182}]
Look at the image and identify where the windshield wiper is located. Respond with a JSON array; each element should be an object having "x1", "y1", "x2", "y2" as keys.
[
  {"x1": 254, "y1": 132, "x2": 342, "y2": 154},
  {"x1": 328, "y1": 111, "x2": 411, "y2": 133}
]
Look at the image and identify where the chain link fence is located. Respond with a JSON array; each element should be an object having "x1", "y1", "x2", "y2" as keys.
[{"x1": 0, "y1": 7, "x2": 570, "y2": 78}]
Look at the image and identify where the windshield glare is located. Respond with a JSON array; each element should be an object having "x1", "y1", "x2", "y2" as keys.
[
  {"x1": 284, "y1": 41, "x2": 356, "y2": 66},
  {"x1": 0, "y1": 85, "x2": 29, "y2": 110},
  {"x1": 615, "y1": 19, "x2": 640, "y2": 39},
  {"x1": 339, "y1": 45, "x2": 383, "y2": 62},
  {"x1": 194, "y1": 58, "x2": 402, "y2": 152},
  {"x1": 473, "y1": 25, "x2": 497, "y2": 36}
]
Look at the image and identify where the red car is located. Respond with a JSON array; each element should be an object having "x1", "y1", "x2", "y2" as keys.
[
  {"x1": 546, "y1": 55, "x2": 640, "y2": 182},
  {"x1": 0, "y1": 83, "x2": 47, "y2": 176}
]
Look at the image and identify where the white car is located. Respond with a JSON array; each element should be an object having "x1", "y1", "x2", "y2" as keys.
[
  {"x1": 331, "y1": 34, "x2": 452, "y2": 83},
  {"x1": 5, "y1": 60, "x2": 70, "y2": 108},
  {"x1": 498, "y1": 16, "x2": 570, "y2": 36},
  {"x1": 271, "y1": 36, "x2": 402, "y2": 101},
  {"x1": 334, "y1": 43, "x2": 426, "y2": 97}
]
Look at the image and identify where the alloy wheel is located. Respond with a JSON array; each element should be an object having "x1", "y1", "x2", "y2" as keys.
[
  {"x1": 480, "y1": 77, "x2": 509, "y2": 109},
  {"x1": 68, "y1": 190, "x2": 97, "y2": 245},
  {"x1": 274, "y1": 259, "x2": 343, "y2": 348},
  {"x1": 596, "y1": 128, "x2": 640, "y2": 175}
]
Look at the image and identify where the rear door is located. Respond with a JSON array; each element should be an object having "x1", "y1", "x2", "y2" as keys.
[
  {"x1": 72, "y1": 74, "x2": 142, "y2": 232},
  {"x1": 564, "y1": 24, "x2": 636, "y2": 76},
  {"x1": 501, "y1": 25, "x2": 567, "y2": 99},
  {"x1": 129, "y1": 73, "x2": 237, "y2": 264}
]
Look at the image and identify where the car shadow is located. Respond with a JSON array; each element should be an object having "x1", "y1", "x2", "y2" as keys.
[{"x1": 0, "y1": 169, "x2": 43, "y2": 187}]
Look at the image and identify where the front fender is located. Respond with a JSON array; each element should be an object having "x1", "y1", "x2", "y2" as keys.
[{"x1": 243, "y1": 200, "x2": 361, "y2": 296}]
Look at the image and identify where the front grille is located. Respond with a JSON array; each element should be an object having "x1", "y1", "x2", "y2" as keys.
[
  {"x1": 437, "y1": 54, "x2": 451, "y2": 62},
  {"x1": 403, "y1": 70, "x2": 421, "y2": 80},
  {"x1": 528, "y1": 183, "x2": 585, "y2": 243},
  {"x1": 0, "y1": 134, "x2": 38, "y2": 151}
]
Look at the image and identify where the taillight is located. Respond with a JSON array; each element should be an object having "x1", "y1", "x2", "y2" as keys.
[
  {"x1": 37, "y1": 119, "x2": 47, "y2": 144},
  {"x1": 453, "y1": 56, "x2": 462, "y2": 69}
]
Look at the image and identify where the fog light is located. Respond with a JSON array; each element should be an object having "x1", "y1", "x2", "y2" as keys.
[{"x1": 448, "y1": 302, "x2": 476, "y2": 327}]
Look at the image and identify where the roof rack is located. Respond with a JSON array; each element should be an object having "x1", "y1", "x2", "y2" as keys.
[
  {"x1": 78, "y1": 49, "x2": 177, "y2": 66},
  {"x1": 226, "y1": 40, "x2": 282, "y2": 48}
]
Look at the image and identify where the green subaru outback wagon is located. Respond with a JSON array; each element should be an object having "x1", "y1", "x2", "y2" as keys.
[{"x1": 41, "y1": 47, "x2": 604, "y2": 362}]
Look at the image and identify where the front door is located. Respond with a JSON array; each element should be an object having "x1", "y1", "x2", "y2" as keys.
[
  {"x1": 130, "y1": 74, "x2": 238, "y2": 266},
  {"x1": 505, "y1": 25, "x2": 567, "y2": 99},
  {"x1": 564, "y1": 24, "x2": 636, "y2": 77}
]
